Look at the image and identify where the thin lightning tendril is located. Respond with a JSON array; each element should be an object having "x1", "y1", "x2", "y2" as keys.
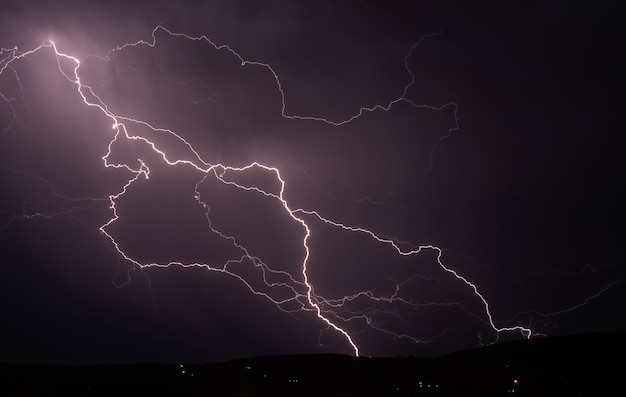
[{"x1": 5, "y1": 25, "x2": 608, "y2": 357}]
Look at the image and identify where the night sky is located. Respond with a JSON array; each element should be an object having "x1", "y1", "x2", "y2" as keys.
[{"x1": 1, "y1": 1, "x2": 624, "y2": 364}]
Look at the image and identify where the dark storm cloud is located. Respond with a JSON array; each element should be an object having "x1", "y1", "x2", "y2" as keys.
[{"x1": 1, "y1": 1, "x2": 624, "y2": 364}]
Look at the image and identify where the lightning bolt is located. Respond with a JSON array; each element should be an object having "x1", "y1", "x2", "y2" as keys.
[{"x1": 2, "y1": 24, "x2": 615, "y2": 358}]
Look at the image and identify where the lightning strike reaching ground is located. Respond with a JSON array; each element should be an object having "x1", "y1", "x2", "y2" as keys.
[{"x1": 1, "y1": 18, "x2": 621, "y2": 360}]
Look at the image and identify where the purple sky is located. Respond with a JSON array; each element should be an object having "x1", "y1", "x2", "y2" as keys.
[{"x1": 1, "y1": 1, "x2": 624, "y2": 364}]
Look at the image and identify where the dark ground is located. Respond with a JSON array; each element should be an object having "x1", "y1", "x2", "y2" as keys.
[{"x1": 3, "y1": 331, "x2": 625, "y2": 396}]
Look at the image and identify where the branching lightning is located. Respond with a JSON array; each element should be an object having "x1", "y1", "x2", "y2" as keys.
[{"x1": 1, "y1": 24, "x2": 616, "y2": 357}]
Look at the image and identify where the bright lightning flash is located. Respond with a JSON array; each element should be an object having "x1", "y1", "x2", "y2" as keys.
[{"x1": 3, "y1": 25, "x2": 604, "y2": 358}]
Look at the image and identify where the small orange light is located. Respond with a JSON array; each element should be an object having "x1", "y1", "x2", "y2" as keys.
[{"x1": 512, "y1": 378, "x2": 519, "y2": 385}]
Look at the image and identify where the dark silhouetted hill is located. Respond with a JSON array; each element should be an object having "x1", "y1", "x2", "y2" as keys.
[{"x1": 2, "y1": 331, "x2": 624, "y2": 396}]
